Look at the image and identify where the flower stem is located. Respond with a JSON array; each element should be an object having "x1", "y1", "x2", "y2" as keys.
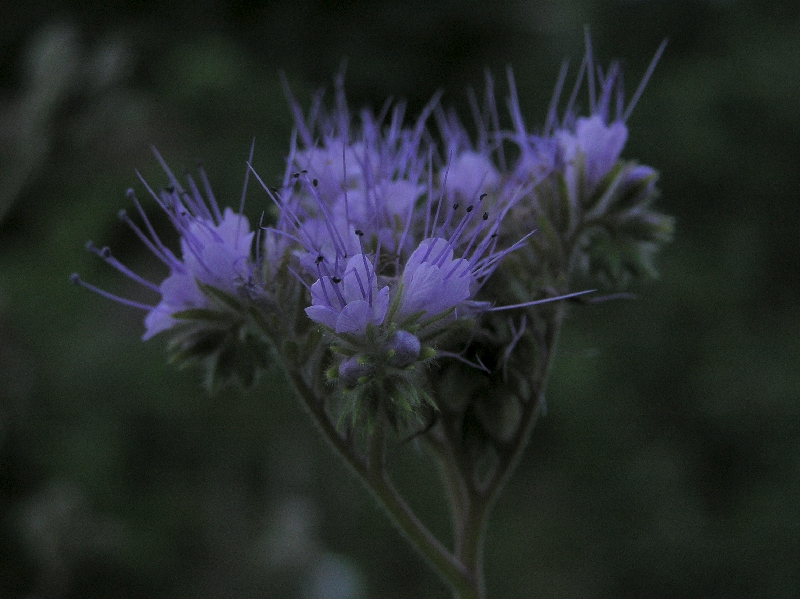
[{"x1": 282, "y1": 364, "x2": 477, "y2": 596}]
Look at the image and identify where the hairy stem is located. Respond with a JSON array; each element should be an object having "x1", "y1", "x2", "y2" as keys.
[{"x1": 282, "y1": 364, "x2": 475, "y2": 596}]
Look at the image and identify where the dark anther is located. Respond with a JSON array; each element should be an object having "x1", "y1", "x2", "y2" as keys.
[
  {"x1": 483, "y1": 212, "x2": 489, "y2": 220},
  {"x1": 453, "y1": 203, "x2": 460, "y2": 210},
  {"x1": 491, "y1": 233, "x2": 498, "y2": 238},
  {"x1": 292, "y1": 172, "x2": 300, "y2": 178},
  {"x1": 315, "y1": 255, "x2": 324, "y2": 264},
  {"x1": 466, "y1": 205, "x2": 474, "y2": 213},
  {"x1": 312, "y1": 178, "x2": 318, "y2": 187},
  {"x1": 100, "y1": 247, "x2": 111, "y2": 258},
  {"x1": 332, "y1": 276, "x2": 342, "y2": 284},
  {"x1": 301, "y1": 169, "x2": 308, "y2": 174},
  {"x1": 355, "y1": 229, "x2": 364, "y2": 237},
  {"x1": 480, "y1": 193, "x2": 488, "y2": 201},
  {"x1": 69, "y1": 273, "x2": 81, "y2": 285}
]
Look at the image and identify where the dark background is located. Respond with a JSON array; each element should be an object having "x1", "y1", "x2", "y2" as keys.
[{"x1": 1, "y1": 1, "x2": 798, "y2": 597}]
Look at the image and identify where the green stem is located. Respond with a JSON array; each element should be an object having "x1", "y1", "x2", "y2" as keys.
[
  {"x1": 488, "y1": 307, "x2": 563, "y2": 506},
  {"x1": 425, "y1": 428, "x2": 484, "y2": 599},
  {"x1": 283, "y1": 365, "x2": 476, "y2": 597},
  {"x1": 428, "y1": 307, "x2": 565, "y2": 599}
]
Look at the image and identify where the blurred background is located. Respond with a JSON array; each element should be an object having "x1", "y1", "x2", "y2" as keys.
[{"x1": 1, "y1": 0, "x2": 798, "y2": 597}]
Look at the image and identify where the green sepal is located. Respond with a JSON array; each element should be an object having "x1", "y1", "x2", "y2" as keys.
[
  {"x1": 206, "y1": 325, "x2": 271, "y2": 391},
  {"x1": 166, "y1": 319, "x2": 272, "y2": 392},
  {"x1": 612, "y1": 165, "x2": 659, "y2": 212},
  {"x1": 168, "y1": 327, "x2": 227, "y2": 363},
  {"x1": 584, "y1": 162, "x2": 628, "y2": 220},
  {"x1": 196, "y1": 281, "x2": 245, "y2": 311},
  {"x1": 583, "y1": 228, "x2": 662, "y2": 286},
  {"x1": 617, "y1": 211, "x2": 675, "y2": 244},
  {"x1": 420, "y1": 346, "x2": 437, "y2": 361}
]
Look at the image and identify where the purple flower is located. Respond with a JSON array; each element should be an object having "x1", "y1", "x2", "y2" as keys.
[
  {"x1": 397, "y1": 238, "x2": 473, "y2": 322},
  {"x1": 305, "y1": 254, "x2": 390, "y2": 337},
  {"x1": 269, "y1": 79, "x2": 437, "y2": 265},
  {"x1": 507, "y1": 34, "x2": 667, "y2": 203},
  {"x1": 144, "y1": 208, "x2": 254, "y2": 339},
  {"x1": 441, "y1": 151, "x2": 500, "y2": 200},
  {"x1": 292, "y1": 141, "x2": 378, "y2": 202},
  {"x1": 73, "y1": 151, "x2": 255, "y2": 340},
  {"x1": 555, "y1": 115, "x2": 628, "y2": 199}
]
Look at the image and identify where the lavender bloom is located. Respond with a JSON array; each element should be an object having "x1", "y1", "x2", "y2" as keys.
[
  {"x1": 73, "y1": 151, "x2": 255, "y2": 340},
  {"x1": 507, "y1": 34, "x2": 667, "y2": 203},
  {"x1": 304, "y1": 254, "x2": 390, "y2": 337},
  {"x1": 397, "y1": 238, "x2": 474, "y2": 323},
  {"x1": 275, "y1": 78, "x2": 435, "y2": 265},
  {"x1": 260, "y1": 79, "x2": 548, "y2": 348},
  {"x1": 441, "y1": 151, "x2": 500, "y2": 201},
  {"x1": 555, "y1": 115, "x2": 628, "y2": 200},
  {"x1": 144, "y1": 207, "x2": 254, "y2": 339},
  {"x1": 292, "y1": 141, "x2": 376, "y2": 200}
]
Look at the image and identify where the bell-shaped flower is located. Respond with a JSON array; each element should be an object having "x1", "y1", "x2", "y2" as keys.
[
  {"x1": 397, "y1": 238, "x2": 473, "y2": 323},
  {"x1": 555, "y1": 115, "x2": 628, "y2": 199},
  {"x1": 73, "y1": 150, "x2": 257, "y2": 342},
  {"x1": 144, "y1": 208, "x2": 254, "y2": 339},
  {"x1": 305, "y1": 254, "x2": 390, "y2": 337}
]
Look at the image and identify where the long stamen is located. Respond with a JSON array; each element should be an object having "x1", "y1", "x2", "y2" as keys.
[
  {"x1": 125, "y1": 189, "x2": 180, "y2": 269},
  {"x1": 70, "y1": 274, "x2": 154, "y2": 311},
  {"x1": 118, "y1": 208, "x2": 180, "y2": 271},
  {"x1": 545, "y1": 60, "x2": 570, "y2": 135},
  {"x1": 584, "y1": 27, "x2": 596, "y2": 113},
  {"x1": 184, "y1": 174, "x2": 214, "y2": 221},
  {"x1": 152, "y1": 147, "x2": 187, "y2": 199},
  {"x1": 302, "y1": 171, "x2": 348, "y2": 258},
  {"x1": 489, "y1": 289, "x2": 595, "y2": 312},
  {"x1": 564, "y1": 52, "x2": 588, "y2": 124},
  {"x1": 459, "y1": 202, "x2": 489, "y2": 259},
  {"x1": 623, "y1": 38, "x2": 667, "y2": 121},
  {"x1": 354, "y1": 230, "x2": 374, "y2": 305},
  {"x1": 235, "y1": 138, "x2": 257, "y2": 245},
  {"x1": 85, "y1": 242, "x2": 160, "y2": 293},
  {"x1": 506, "y1": 67, "x2": 527, "y2": 144},
  {"x1": 484, "y1": 69, "x2": 505, "y2": 169}
]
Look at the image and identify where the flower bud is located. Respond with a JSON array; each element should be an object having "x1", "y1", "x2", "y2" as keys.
[
  {"x1": 386, "y1": 330, "x2": 421, "y2": 368},
  {"x1": 338, "y1": 356, "x2": 375, "y2": 389}
]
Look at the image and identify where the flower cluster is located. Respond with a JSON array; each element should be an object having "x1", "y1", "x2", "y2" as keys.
[{"x1": 74, "y1": 37, "x2": 672, "y2": 425}]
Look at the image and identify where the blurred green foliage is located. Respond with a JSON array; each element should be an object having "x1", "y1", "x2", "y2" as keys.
[{"x1": 1, "y1": 1, "x2": 799, "y2": 597}]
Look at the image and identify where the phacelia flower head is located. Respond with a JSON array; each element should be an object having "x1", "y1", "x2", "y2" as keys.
[
  {"x1": 73, "y1": 40, "x2": 676, "y2": 430},
  {"x1": 72, "y1": 149, "x2": 274, "y2": 388},
  {"x1": 142, "y1": 205, "x2": 253, "y2": 339},
  {"x1": 505, "y1": 33, "x2": 667, "y2": 200},
  {"x1": 494, "y1": 32, "x2": 672, "y2": 288},
  {"x1": 245, "y1": 76, "x2": 570, "y2": 428}
]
